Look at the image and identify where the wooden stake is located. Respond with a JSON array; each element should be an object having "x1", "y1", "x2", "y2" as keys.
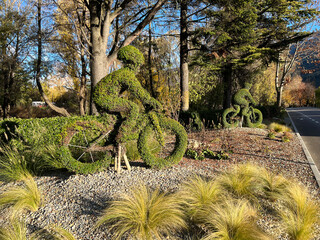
[
  {"x1": 123, "y1": 153, "x2": 131, "y2": 171},
  {"x1": 114, "y1": 156, "x2": 118, "y2": 171},
  {"x1": 117, "y1": 145, "x2": 122, "y2": 174}
]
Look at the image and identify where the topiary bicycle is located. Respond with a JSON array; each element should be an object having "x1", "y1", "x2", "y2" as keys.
[
  {"x1": 222, "y1": 104, "x2": 263, "y2": 128},
  {"x1": 222, "y1": 83, "x2": 263, "y2": 128},
  {"x1": 59, "y1": 110, "x2": 188, "y2": 174}
]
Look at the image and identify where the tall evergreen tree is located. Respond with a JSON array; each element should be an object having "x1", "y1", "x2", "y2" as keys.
[{"x1": 192, "y1": 0, "x2": 318, "y2": 108}]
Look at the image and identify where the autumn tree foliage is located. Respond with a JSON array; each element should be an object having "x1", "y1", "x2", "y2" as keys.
[
  {"x1": 283, "y1": 74, "x2": 315, "y2": 107},
  {"x1": 54, "y1": 0, "x2": 89, "y2": 115}
]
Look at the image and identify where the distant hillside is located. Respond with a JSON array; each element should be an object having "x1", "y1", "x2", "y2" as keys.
[{"x1": 297, "y1": 32, "x2": 320, "y2": 87}]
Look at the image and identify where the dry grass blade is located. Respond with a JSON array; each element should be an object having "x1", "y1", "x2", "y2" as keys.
[
  {"x1": 178, "y1": 175, "x2": 222, "y2": 223},
  {"x1": 0, "y1": 217, "x2": 28, "y2": 240},
  {"x1": 201, "y1": 199, "x2": 270, "y2": 240},
  {"x1": 37, "y1": 225, "x2": 77, "y2": 240},
  {"x1": 0, "y1": 174, "x2": 42, "y2": 215},
  {"x1": 96, "y1": 184, "x2": 186, "y2": 240},
  {"x1": 278, "y1": 183, "x2": 319, "y2": 240}
]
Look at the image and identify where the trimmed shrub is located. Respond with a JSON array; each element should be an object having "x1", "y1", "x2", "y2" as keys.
[
  {"x1": 138, "y1": 115, "x2": 187, "y2": 169},
  {"x1": 0, "y1": 115, "x2": 116, "y2": 175},
  {"x1": 117, "y1": 45, "x2": 145, "y2": 71}
]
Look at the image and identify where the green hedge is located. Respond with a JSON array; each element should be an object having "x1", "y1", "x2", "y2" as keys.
[{"x1": 0, "y1": 115, "x2": 116, "y2": 174}]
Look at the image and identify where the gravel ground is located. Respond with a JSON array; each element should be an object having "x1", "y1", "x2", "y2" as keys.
[{"x1": 0, "y1": 127, "x2": 319, "y2": 239}]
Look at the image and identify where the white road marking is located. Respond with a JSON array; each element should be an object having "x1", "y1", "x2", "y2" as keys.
[{"x1": 296, "y1": 111, "x2": 320, "y2": 126}]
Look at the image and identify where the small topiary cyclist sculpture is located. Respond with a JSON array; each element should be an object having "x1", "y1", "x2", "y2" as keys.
[{"x1": 222, "y1": 82, "x2": 263, "y2": 128}]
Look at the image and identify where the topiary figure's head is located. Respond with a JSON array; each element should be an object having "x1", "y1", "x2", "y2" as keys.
[
  {"x1": 244, "y1": 82, "x2": 252, "y2": 89},
  {"x1": 117, "y1": 45, "x2": 145, "y2": 71}
]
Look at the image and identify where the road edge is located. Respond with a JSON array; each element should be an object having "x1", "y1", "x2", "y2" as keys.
[{"x1": 286, "y1": 109, "x2": 320, "y2": 188}]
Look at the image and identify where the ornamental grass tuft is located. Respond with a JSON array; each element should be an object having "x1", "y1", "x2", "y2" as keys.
[
  {"x1": 201, "y1": 199, "x2": 270, "y2": 240},
  {"x1": 96, "y1": 184, "x2": 187, "y2": 240},
  {"x1": 215, "y1": 163, "x2": 260, "y2": 201},
  {"x1": 178, "y1": 175, "x2": 222, "y2": 223},
  {"x1": 257, "y1": 167, "x2": 289, "y2": 201},
  {"x1": 0, "y1": 145, "x2": 30, "y2": 182},
  {"x1": 268, "y1": 122, "x2": 291, "y2": 133},
  {"x1": 278, "y1": 183, "x2": 319, "y2": 240},
  {"x1": 39, "y1": 225, "x2": 77, "y2": 240},
  {"x1": 0, "y1": 174, "x2": 42, "y2": 215}
]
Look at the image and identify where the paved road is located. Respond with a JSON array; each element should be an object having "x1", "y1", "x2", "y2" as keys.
[{"x1": 286, "y1": 107, "x2": 320, "y2": 173}]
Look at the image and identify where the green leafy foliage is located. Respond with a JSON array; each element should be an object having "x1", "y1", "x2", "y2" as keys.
[
  {"x1": 93, "y1": 46, "x2": 162, "y2": 143},
  {"x1": 117, "y1": 45, "x2": 145, "y2": 71},
  {"x1": 267, "y1": 130, "x2": 276, "y2": 140},
  {"x1": 185, "y1": 148, "x2": 229, "y2": 160},
  {"x1": 138, "y1": 115, "x2": 187, "y2": 169},
  {"x1": 0, "y1": 115, "x2": 115, "y2": 175}
]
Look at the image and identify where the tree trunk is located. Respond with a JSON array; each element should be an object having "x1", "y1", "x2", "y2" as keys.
[
  {"x1": 35, "y1": 0, "x2": 70, "y2": 117},
  {"x1": 276, "y1": 86, "x2": 283, "y2": 108},
  {"x1": 79, "y1": 7, "x2": 87, "y2": 116},
  {"x1": 88, "y1": 0, "x2": 167, "y2": 115},
  {"x1": 275, "y1": 57, "x2": 282, "y2": 108},
  {"x1": 148, "y1": 22, "x2": 156, "y2": 98},
  {"x1": 223, "y1": 63, "x2": 233, "y2": 109},
  {"x1": 180, "y1": 0, "x2": 189, "y2": 112},
  {"x1": 89, "y1": 1, "x2": 108, "y2": 115},
  {"x1": 2, "y1": 69, "x2": 13, "y2": 119}
]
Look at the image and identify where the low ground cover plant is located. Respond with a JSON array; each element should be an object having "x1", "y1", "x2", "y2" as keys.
[
  {"x1": 0, "y1": 173, "x2": 42, "y2": 216},
  {"x1": 96, "y1": 184, "x2": 186, "y2": 240},
  {"x1": 96, "y1": 164, "x2": 319, "y2": 240},
  {"x1": 0, "y1": 163, "x2": 318, "y2": 239},
  {"x1": 268, "y1": 122, "x2": 291, "y2": 133}
]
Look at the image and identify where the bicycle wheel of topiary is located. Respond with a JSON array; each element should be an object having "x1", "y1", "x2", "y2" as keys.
[
  {"x1": 222, "y1": 107, "x2": 239, "y2": 128},
  {"x1": 246, "y1": 107, "x2": 263, "y2": 128},
  {"x1": 138, "y1": 117, "x2": 187, "y2": 169},
  {"x1": 61, "y1": 121, "x2": 113, "y2": 174}
]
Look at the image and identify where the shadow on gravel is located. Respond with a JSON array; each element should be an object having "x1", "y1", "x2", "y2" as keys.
[
  {"x1": 232, "y1": 151, "x2": 310, "y2": 165},
  {"x1": 78, "y1": 195, "x2": 112, "y2": 216}
]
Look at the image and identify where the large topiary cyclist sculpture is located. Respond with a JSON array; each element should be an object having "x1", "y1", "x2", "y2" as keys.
[
  {"x1": 222, "y1": 82, "x2": 263, "y2": 128},
  {"x1": 93, "y1": 45, "x2": 164, "y2": 171}
]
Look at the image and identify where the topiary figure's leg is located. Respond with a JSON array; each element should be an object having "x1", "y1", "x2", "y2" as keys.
[
  {"x1": 241, "y1": 104, "x2": 249, "y2": 117},
  {"x1": 138, "y1": 116, "x2": 187, "y2": 169},
  {"x1": 97, "y1": 97, "x2": 139, "y2": 143},
  {"x1": 222, "y1": 105, "x2": 240, "y2": 128},
  {"x1": 246, "y1": 107, "x2": 263, "y2": 128}
]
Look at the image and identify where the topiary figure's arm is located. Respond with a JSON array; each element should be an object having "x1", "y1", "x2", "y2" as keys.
[
  {"x1": 246, "y1": 91, "x2": 256, "y2": 106},
  {"x1": 234, "y1": 89, "x2": 256, "y2": 106},
  {"x1": 119, "y1": 68, "x2": 162, "y2": 110}
]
